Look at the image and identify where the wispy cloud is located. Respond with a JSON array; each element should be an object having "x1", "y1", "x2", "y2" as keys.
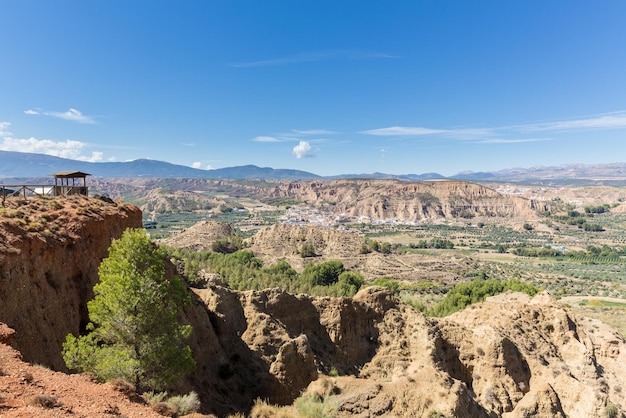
[
  {"x1": 361, "y1": 126, "x2": 446, "y2": 136},
  {"x1": 516, "y1": 111, "x2": 626, "y2": 132},
  {"x1": 253, "y1": 136, "x2": 283, "y2": 143},
  {"x1": 230, "y1": 50, "x2": 398, "y2": 68},
  {"x1": 192, "y1": 162, "x2": 202, "y2": 169},
  {"x1": 25, "y1": 107, "x2": 96, "y2": 124},
  {"x1": 293, "y1": 140, "x2": 315, "y2": 159},
  {"x1": 254, "y1": 129, "x2": 336, "y2": 143},
  {"x1": 360, "y1": 111, "x2": 626, "y2": 144},
  {"x1": 476, "y1": 138, "x2": 553, "y2": 144}
]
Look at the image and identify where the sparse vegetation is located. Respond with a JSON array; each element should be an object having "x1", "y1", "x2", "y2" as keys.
[
  {"x1": 294, "y1": 392, "x2": 339, "y2": 418},
  {"x1": 605, "y1": 402, "x2": 619, "y2": 418},
  {"x1": 428, "y1": 278, "x2": 539, "y2": 317},
  {"x1": 165, "y1": 391, "x2": 201, "y2": 415},
  {"x1": 166, "y1": 248, "x2": 365, "y2": 297}
]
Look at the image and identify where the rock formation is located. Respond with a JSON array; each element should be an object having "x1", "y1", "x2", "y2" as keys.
[
  {"x1": 1, "y1": 196, "x2": 624, "y2": 417},
  {"x1": 0, "y1": 195, "x2": 142, "y2": 369},
  {"x1": 267, "y1": 179, "x2": 549, "y2": 223},
  {"x1": 158, "y1": 220, "x2": 234, "y2": 252}
]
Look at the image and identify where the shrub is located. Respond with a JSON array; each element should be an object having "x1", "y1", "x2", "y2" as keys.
[
  {"x1": 249, "y1": 398, "x2": 294, "y2": 418},
  {"x1": 294, "y1": 393, "x2": 338, "y2": 418},
  {"x1": 606, "y1": 403, "x2": 619, "y2": 418},
  {"x1": 166, "y1": 391, "x2": 201, "y2": 415},
  {"x1": 301, "y1": 260, "x2": 345, "y2": 286},
  {"x1": 428, "y1": 278, "x2": 539, "y2": 317},
  {"x1": 300, "y1": 242, "x2": 317, "y2": 258},
  {"x1": 370, "y1": 278, "x2": 400, "y2": 294}
]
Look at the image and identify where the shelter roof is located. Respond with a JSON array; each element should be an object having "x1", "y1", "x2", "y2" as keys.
[{"x1": 50, "y1": 171, "x2": 92, "y2": 178}]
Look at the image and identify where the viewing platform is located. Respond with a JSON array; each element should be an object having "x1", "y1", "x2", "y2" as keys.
[{"x1": 1, "y1": 171, "x2": 91, "y2": 203}]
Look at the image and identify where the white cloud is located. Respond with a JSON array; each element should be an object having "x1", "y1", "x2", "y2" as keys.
[
  {"x1": 206, "y1": 164, "x2": 214, "y2": 170},
  {"x1": 293, "y1": 140, "x2": 315, "y2": 159},
  {"x1": 360, "y1": 111, "x2": 626, "y2": 144},
  {"x1": 253, "y1": 136, "x2": 282, "y2": 142},
  {"x1": 518, "y1": 111, "x2": 626, "y2": 132},
  {"x1": 476, "y1": 138, "x2": 552, "y2": 144},
  {"x1": 0, "y1": 122, "x2": 10, "y2": 134},
  {"x1": 25, "y1": 108, "x2": 96, "y2": 123},
  {"x1": 78, "y1": 151, "x2": 104, "y2": 162},
  {"x1": 361, "y1": 126, "x2": 446, "y2": 136},
  {"x1": 1, "y1": 121, "x2": 105, "y2": 161},
  {"x1": 192, "y1": 162, "x2": 202, "y2": 169},
  {"x1": 46, "y1": 108, "x2": 95, "y2": 124},
  {"x1": 1, "y1": 136, "x2": 87, "y2": 159}
]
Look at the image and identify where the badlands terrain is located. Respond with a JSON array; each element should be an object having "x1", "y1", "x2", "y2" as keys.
[{"x1": 0, "y1": 179, "x2": 625, "y2": 417}]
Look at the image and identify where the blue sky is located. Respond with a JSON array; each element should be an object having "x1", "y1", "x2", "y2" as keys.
[{"x1": 1, "y1": 1, "x2": 626, "y2": 176}]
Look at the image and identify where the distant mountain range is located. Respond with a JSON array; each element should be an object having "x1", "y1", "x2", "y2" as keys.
[
  {"x1": 0, "y1": 151, "x2": 320, "y2": 180},
  {"x1": 2, "y1": 150, "x2": 626, "y2": 184}
]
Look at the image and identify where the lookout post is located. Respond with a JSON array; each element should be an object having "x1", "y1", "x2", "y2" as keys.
[{"x1": 52, "y1": 171, "x2": 91, "y2": 196}]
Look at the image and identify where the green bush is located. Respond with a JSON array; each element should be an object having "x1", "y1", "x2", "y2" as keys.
[
  {"x1": 428, "y1": 278, "x2": 539, "y2": 317},
  {"x1": 301, "y1": 260, "x2": 345, "y2": 287},
  {"x1": 370, "y1": 277, "x2": 401, "y2": 294},
  {"x1": 62, "y1": 228, "x2": 195, "y2": 391}
]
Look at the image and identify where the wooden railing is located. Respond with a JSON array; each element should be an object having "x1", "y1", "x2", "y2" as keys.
[{"x1": 1, "y1": 185, "x2": 88, "y2": 203}]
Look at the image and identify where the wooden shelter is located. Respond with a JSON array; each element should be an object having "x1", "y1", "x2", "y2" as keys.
[{"x1": 52, "y1": 171, "x2": 91, "y2": 196}]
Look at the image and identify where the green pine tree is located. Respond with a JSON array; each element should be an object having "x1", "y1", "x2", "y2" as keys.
[{"x1": 62, "y1": 228, "x2": 195, "y2": 391}]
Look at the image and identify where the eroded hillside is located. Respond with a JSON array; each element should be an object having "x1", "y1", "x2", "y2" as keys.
[
  {"x1": 0, "y1": 195, "x2": 142, "y2": 369},
  {"x1": 1, "y1": 196, "x2": 625, "y2": 417},
  {"x1": 266, "y1": 179, "x2": 547, "y2": 223}
]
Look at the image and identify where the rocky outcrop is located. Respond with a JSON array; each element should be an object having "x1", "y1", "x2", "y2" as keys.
[
  {"x1": 184, "y1": 285, "x2": 625, "y2": 417},
  {"x1": 267, "y1": 179, "x2": 549, "y2": 223},
  {"x1": 0, "y1": 195, "x2": 142, "y2": 369},
  {"x1": 158, "y1": 220, "x2": 234, "y2": 252}
]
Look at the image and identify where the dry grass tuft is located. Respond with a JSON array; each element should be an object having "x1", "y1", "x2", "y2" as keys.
[
  {"x1": 26, "y1": 394, "x2": 60, "y2": 408},
  {"x1": 110, "y1": 378, "x2": 136, "y2": 396},
  {"x1": 249, "y1": 398, "x2": 296, "y2": 418},
  {"x1": 151, "y1": 401, "x2": 177, "y2": 416}
]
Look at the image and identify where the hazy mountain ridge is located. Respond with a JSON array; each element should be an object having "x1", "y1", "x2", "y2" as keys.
[
  {"x1": 0, "y1": 151, "x2": 320, "y2": 180},
  {"x1": 2, "y1": 150, "x2": 626, "y2": 183}
]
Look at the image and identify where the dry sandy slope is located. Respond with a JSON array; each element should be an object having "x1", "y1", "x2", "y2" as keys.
[{"x1": 0, "y1": 325, "x2": 167, "y2": 417}]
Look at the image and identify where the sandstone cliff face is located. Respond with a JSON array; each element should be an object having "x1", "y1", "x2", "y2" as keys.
[
  {"x1": 0, "y1": 196, "x2": 142, "y2": 370},
  {"x1": 184, "y1": 284, "x2": 625, "y2": 417},
  {"x1": 268, "y1": 179, "x2": 548, "y2": 223}
]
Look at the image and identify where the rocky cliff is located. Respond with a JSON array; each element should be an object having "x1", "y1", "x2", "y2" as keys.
[
  {"x1": 183, "y1": 285, "x2": 625, "y2": 417},
  {"x1": 268, "y1": 179, "x2": 550, "y2": 223},
  {"x1": 0, "y1": 195, "x2": 142, "y2": 369}
]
